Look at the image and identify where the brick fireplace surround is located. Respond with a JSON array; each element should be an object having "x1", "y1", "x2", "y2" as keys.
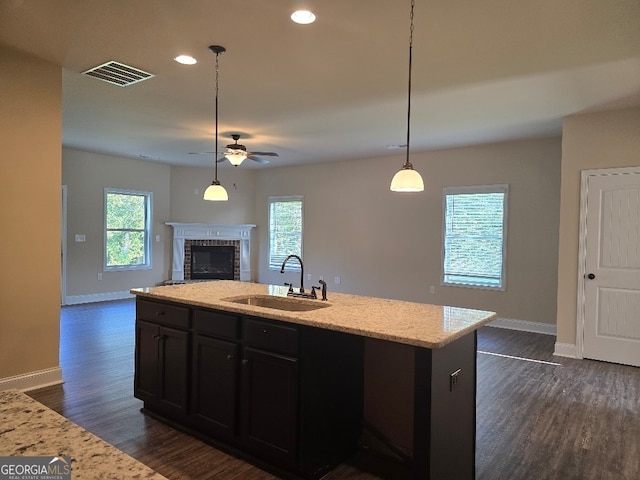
[{"x1": 166, "y1": 223, "x2": 255, "y2": 282}]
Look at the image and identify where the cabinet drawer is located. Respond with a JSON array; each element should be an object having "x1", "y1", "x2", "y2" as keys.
[
  {"x1": 194, "y1": 309, "x2": 240, "y2": 340},
  {"x1": 243, "y1": 319, "x2": 298, "y2": 356},
  {"x1": 137, "y1": 299, "x2": 190, "y2": 329}
]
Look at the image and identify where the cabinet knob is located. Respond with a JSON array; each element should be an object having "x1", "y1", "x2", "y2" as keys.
[
  {"x1": 226, "y1": 354, "x2": 235, "y2": 361},
  {"x1": 153, "y1": 334, "x2": 161, "y2": 340},
  {"x1": 241, "y1": 358, "x2": 249, "y2": 366}
]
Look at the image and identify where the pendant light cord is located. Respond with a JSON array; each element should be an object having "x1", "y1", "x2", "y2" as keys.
[
  {"x1": 214, "y1": 50, "x2": 220, "y2": 182},
  {"x1": 405, "y1": 0, "x2": 415, "y2": 168}
]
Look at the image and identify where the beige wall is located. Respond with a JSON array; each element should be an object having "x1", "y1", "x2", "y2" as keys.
[
  {"x1": 256, "y1": 137, "x2": 562, "y2": 324},
  {"x1": 169, "y1": 165, "x2": 258, "y2": 278},
  {"x1": 62, "y1": 149, "x2": 171, "y2": 296},
  {"x1": 0, "y1": 46, "x2": 61, "y2": 379},
  {"x1": 169, "y1": 165, "x2": 256, "y2": 224},
  {"x1": 556, "y1": 107, "x2": 640, "y2": 345}
]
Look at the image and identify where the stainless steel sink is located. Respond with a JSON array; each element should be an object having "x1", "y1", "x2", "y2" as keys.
[{"x1": 224, "y1": 295, "x2": 330, "y2": 312}]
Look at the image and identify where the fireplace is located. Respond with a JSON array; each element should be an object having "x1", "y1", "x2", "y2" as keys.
[
  {"x1": 166, "y1": 223, "x2": 255, "y2": 282},
  {"x1": 188, "y1": 244, "x2": 236, "y2": 280}
]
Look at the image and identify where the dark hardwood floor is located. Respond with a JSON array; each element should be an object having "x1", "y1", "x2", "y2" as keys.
[{"x1": 27, "y1": 300, "x2": 640, "y2": 479}]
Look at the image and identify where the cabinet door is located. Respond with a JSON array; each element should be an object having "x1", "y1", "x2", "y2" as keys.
[
  {"x1": 192, "y1": 334, "x2": 239, "y2": 438},
  {"x1": 241, "y1": 346, "x2": 299, "y2": 464},
  {"x1": 134, "y1": 320, "x2": 159, "y2": 403},
  {"x1": 157, "y1": 326, "x2": 190, "y2": 418}
]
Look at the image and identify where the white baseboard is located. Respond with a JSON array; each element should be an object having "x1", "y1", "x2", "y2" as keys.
[
  {"x1": 553, "y1": 342, "x2": 577, "y2": 358},
  {"x1": 64, "y1": 290, "x2": 134, "y2": 305},
  {"x1": 488, "y1": 317, "x2": 557, "y2": 336},
  {"x1": 0, "y1": 367, "x2": 63, "y2": 392}
]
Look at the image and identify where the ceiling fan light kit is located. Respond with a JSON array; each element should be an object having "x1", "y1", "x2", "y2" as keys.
[
  {"x1": 225, "y1": 150, "x2": 248, "y2": 166},
  {"x1": 204, "y1": 44, "x2": 229, "y2": 202},
  {"x1": 390, "y1": 0, "x2": 424, "y2": 193}
]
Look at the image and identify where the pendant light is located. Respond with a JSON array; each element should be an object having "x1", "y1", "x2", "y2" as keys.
[
  {"x1": 203, "y1": 45, "x2": 229, "y2": 201},
  {"x1": 390, "y1": 0, "x2": 424, "y2": 193}
]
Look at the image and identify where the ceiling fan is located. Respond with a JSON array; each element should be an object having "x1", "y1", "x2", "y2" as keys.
[{"x1": 190, "y1": 134, "x2": 279, "y2": 166}]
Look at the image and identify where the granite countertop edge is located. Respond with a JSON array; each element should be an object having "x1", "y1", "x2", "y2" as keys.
[{"x1": 131, "y1": 281, "x2": 497, "y2": 349}]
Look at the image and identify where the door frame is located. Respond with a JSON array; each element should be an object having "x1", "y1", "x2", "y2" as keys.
[
  {"x1": 61, "y1": 184, "x2": 68, "y2": 306},
  {"x1": 576, "y1": 165, "x2": 640, "y2": 359}
]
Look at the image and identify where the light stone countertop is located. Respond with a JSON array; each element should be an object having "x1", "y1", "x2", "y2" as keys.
[
  {"x1": 0, "y1": 389, "x2": 168, "y2": 480},
  {"x1": 132, "y1": 280, "x2": 496, "y2": 349}
]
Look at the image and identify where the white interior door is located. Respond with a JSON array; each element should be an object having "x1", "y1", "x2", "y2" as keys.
[{"x1": 582, "y1": 170, "x2": 640, "y2": 367}]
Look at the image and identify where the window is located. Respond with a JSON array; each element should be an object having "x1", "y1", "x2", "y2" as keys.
[
  {"x1": 105, "y1": 189, "x2": 152, "y2": 270},
  {"x1": 269, "y1": 196, "x2": 303, "y2": 271},
  {"x1": 442, "y1": 185, "x2": 508, "y2": 290}
]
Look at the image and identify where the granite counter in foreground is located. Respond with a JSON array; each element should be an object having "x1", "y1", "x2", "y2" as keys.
[
  {"x1": 0, "y1": 390, "x2": 168, "y2": 480},
  {"x1": 131, "y1": 280, "x2": 496, "y2": 349}
]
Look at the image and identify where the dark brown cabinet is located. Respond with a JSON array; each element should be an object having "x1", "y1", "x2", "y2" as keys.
[
  {"x1": 135, "y1": 298, "x2": 364, "y2": 480},
  {"x1": 191, "y1": 309, "x2": 240, "y2": 439},
  {"x1": 241, "y1": 317, "x2": 301, "y2": 465},
  {"x1": 134, "y1": 299, "x2": 190, "y2": 420}
]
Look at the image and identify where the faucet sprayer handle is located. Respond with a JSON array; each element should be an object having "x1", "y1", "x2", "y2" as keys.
[
  {"x1": 284, "y1": 282, "x2": 294, "y2": 293},
  {"x1": 317, "y1": 279, "x2": 328, "y2": 301}
]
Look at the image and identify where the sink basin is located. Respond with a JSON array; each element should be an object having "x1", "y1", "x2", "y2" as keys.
[{"x1": 224, "y1": 295, "x2": 330, "y2": 312}]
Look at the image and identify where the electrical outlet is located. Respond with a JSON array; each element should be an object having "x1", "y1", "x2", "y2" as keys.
[
  {"x1": 97, "y1": 272, "x2": 102, "y2": 281},
  {"x1": 429, "y1": 286, "x2": 435, "y2": 294},
  {"x1": 334, "y1": 276, "x2": 341, "y2": 285}
]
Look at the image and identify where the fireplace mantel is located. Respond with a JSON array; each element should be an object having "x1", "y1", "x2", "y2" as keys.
[{"x1": 166, "y1": 223, "x2": 256, "y2": 282}]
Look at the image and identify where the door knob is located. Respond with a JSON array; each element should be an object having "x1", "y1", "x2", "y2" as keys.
[{"x1": 587, "y1": 273, "x2": 596, "y2": 280}]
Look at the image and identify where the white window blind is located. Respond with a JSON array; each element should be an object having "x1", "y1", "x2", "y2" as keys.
[
  {"x1": 269, "y1": 196, "x2": 303, "y2": 271},
  {"x1": 442, "y1": 185, "x2": 508, "y2": 289}
]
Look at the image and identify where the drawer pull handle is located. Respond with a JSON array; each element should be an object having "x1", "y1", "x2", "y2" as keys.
[
  {"x1": 226, "y1": 354, "x2": 235, "y2": 361},
  {"x1": 153, "y1": 334, "x2": 161, "y2": 340},
  {"x1": 155, "y1": 311, "x2": 165, "y2": 316}
]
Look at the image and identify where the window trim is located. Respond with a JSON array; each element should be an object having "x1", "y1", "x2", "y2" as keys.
[
  {"x1": 268, "y1": 195, "x2": 304, "y2": 272},
  {"x1": 104, "y1": 188, "x2": 153, "y2": 271},
  {"x1": 441, "y1": 184, "x2": 508, "y2": 291}
]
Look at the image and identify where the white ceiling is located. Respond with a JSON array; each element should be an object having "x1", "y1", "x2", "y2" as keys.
[{"x1": 1, "y1": 0, "x2": 639, "y2": 169}]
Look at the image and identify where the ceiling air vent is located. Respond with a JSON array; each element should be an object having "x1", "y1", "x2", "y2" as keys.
[{"x1": 82, "y1": 61, "x2": 154, "y2": 87}]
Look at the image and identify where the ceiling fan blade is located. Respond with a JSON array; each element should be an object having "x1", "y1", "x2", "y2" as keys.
[
  {"x1": 247, "y1": 151, "x2": 279, "y2": 157},
  {"x1": 188, "y1": 151, "x2": 216, "y2": 155},
  {"x1": 216, "y1": 157, "x2": 227, "y2": 163},
  {"x1": 248, "y1": 155, "x2": 270, "y2": 165}
]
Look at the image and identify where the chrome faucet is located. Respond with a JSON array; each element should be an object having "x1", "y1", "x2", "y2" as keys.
[{"x1": 280, "y1": 254, "x2": 304, "y2": 293}]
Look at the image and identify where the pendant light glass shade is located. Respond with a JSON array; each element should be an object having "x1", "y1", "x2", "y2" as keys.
[
  {"x1": 225, "y1": 149, "x2": 248, "y2": 166},
  {"x1": 203, "y1": 181, "x2": 229, "y2": 201},
  {"x1": 390, "y1": 164, "x2": 424, "y2": 192}
]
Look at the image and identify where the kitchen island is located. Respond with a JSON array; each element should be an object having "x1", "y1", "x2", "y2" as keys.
[{"x1": 131, "y1": 281, "x2": 496, "y2": 480}]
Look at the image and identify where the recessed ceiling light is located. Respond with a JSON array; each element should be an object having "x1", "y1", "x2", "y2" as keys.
[
  {"x1": 174, "y1": 55, "x2": 197, "y2": 65},
  {"x1": 291, "y1": 10, "x2": 316, "y2": 24}
]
